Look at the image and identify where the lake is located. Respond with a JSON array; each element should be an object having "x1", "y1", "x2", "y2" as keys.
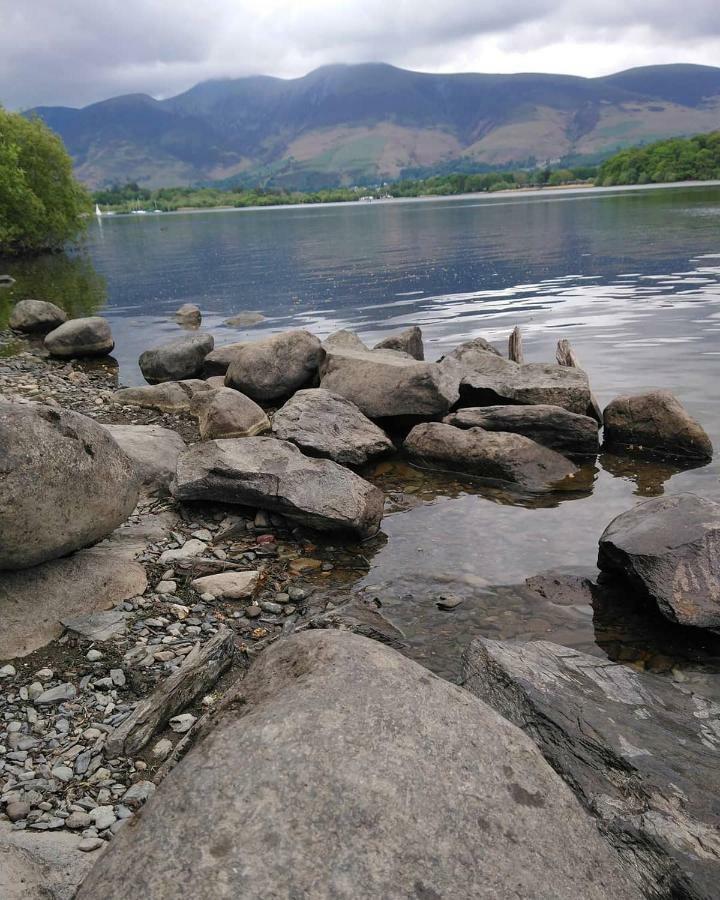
[{"x1": 3, "y1": 183, "x2": 720, "y2": 679}]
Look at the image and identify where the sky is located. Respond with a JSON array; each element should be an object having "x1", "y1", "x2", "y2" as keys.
[{"x1": 2, "y1": 0, "x2": 720, "y2": 110}]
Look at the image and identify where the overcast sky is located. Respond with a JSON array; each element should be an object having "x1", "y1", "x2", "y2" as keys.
[{"x1": 2, "y1": 0, "x2": 719, "y2": 110}]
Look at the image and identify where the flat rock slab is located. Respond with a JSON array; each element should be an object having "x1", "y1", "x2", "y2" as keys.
[
  {"x1": 272, "y1": 388, "x2": 394, "y2": 465},
  {"x1": 76, "y1": 631, "x2": 639, "y2": 900},
  {"x1": 61, "y1": 609, "x2": 131, "y2": 642},
  {"x1": 139, "y1": 334, "x2": 214, "y2": 384},
  {"x1": 444, "y1": 404, "x2": 599, "y2": 456},
  {"x1": 103, "y1": 424, "x2": 186, "y2": 493},
  {"x1": 172, "y1": 437, "x2": 384, "y2": 538},
  {"x1": 113, "y1": 379, "x2": 213, "y2": 413},
  {"x1": 404, "y1": 422, "x2": 578, "y2": 490},
  {"x1": 598, "y1": 493, "x2": 720, "y2": 630},
  {"x1": 463, "y1": 637, "x2": 720, "y2": 900}
]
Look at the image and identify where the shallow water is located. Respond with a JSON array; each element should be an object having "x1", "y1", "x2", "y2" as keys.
[{"x1": 3, "y1": 183, "x2": 720, "y2": 680}]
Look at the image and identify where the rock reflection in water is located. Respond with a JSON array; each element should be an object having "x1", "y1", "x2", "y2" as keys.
[{"x1": 599, "y1": 451, "x2": 709, "y2": 497}]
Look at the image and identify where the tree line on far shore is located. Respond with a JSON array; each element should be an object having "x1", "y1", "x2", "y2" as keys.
[{"x1": 595, "y1": 132, "x2": 720, "y2": 186}]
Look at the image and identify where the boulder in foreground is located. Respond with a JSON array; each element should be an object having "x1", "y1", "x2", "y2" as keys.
[
  {"x1": 173, "y1": 437, "x2": 383, "y2": 538},
  {"x1": 139, "y1": 334, "x2": 214, "y2": 384},
  {"x1": 75, "y1": 631, "x2": 639, "y2": 900},
  {"x1": 598, "y1": 493, "x2": 720, "y2": 629},
  {"x1": 374, "y1": 325, "x2": 424, "y2": 360},
  {"x1": 603, "y1": 390, "x2": 713, "y2": 461},
  {"x1": 113, "y1": 379, "x2": 213, "y2": 413},
  {"x1": 405, "y1": 422, "x2": 578, "y2": 490},
  {"x1": 272, "y1": 388, "x2": 394, "y2": 465},
  {"x1": 0, "y1": 401, "x2": 139, "y2": 570},
  {"x1": 195, "y1": 387, "x2": 270, "y2": 439},
  {"x1": 44, "y1": 316, "x2": 114, "y2": 358},
  {"x1": 9, "y1": 298, "x2": 67, "y2": 333},
  {"x1": 463, "y1": 637, "x2": 720, "y2": 900},
  {"x1": 102, "y1": 424, "x2": 186, "y2": 493},
  {"x1": 224, "y1": 330, "x2": 323, "y2": 401}
]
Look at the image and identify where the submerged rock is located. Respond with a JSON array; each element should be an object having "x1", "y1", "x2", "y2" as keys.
[
  {"x1": 75, "y1": 631, "x2": 639, "y2": 900},
  {"x1": 598, "y1": 493, "x2": 720, "y2": 629},
  {"x1": 224, "y1": 311, "x2": 265, "y2": 327},
  {"x1": 463, "y1": 637, "x2": 720, "y2": 900},
  {"x1": 173, "y1": 437, "x2": 384, "y2": 538},
  {"x1": 272, "y1": 388, "x2": 394, "y2": 465},
  {"x1": 0, "y1": 401, "x2": 139, "y2": 570},
  {"x1": 195, "y1": 387, "x2": 270, "y2": 439},
  {"x1": 44, "y1": 316, "x2": 114, "y2": 358},
  {"x1": 139, "y1": 334, "x2": 214, "y2": 384},
  {"x1": 9, "y1": 299, "x2": 67, "y2": 333},
  {"x1": 444, "y1": 404, "x2": 599, "y2": 456},
  {"x1": 603, "y1": 390, "x2": 713, "y2": 461},
  {"x1": 102, "y1": 424, "x2": 186, "y2": 493},
  {"x1": 113, "y1": 379, "x2": 213, "y2": 413},
  {"x1": 224, "y1": 330, "x2": 323, "y2": 401},
  {"x1": 404, "y1": 422, "x2": 578, "y2": 490},
  {"x1": 374, "y1": 325, "x2": 425, "y2": 360}
]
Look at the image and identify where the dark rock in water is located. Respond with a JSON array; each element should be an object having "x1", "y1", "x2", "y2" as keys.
[
  {"x1": 404, "y1": 422, "x2": 578, "y2": 490},
  {"x1": 44, "y1": 316, "x2": 114, "y2": 358},
  {"x1": 0, "y1": 401, "x2": 140, "y2": 570},
  {"x1": 102, "y1": 424, "x2": 186, "y2": 493},
  {"x1": 322, "y1": 329, "x2": 368, "y2": 352},
  {"x1": 203, "y1": 342, "x2": 246, "y2": 376},
  {"x1": 173, "y1": 437, "x2": 384, "y2": 538},
  {"x1": 174, "y1": 303, "x2": 201, "y2": 326},
  {"x1": 9, "y1": 299, "x2": 67, "y2": 333},
  {"x1": 463, "y1": 637, "x2": 720, "y2": 900},
  {"x1": 139, "y1": 334, "x2": 214, "y2": 384},
  {"x1": 374, "y1": 325, "x2": 425, "y2": 360},
  {"x1": 272, "y1": 388, "x2": 394, "y2": 465},
  {"x1": 320, "y1": 347, "x2": 459, "y2": 420},
  {"x1": 603, "y1": 390, "x2": 713, "y2": 461},
  {"x1": 195, "y1": 387, "x2": 270, "y2": 439},
  {"x1": 75, "y1": 631, "x2": 640, "y2": 900},
  {"x1": 224, "y1": 330, "x2": 323, "y2": 401},
  {"x1": 444, "y1": 404, "x2": 599, "y2": 456},
  {"x1": 598, "y1": 493, "x2": 720, "y2": 630},
  {"x1": 113, "y1": 379, "x2": 213, "y2": 413}
]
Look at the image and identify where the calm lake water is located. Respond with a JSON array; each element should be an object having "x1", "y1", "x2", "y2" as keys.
[{"x1": 3, "y1": 183, "x2": 720, "y2": 679}]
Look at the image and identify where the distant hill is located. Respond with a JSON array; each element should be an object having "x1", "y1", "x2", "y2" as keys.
[{"x1": 26, "y1": 63, "x2": 720, "y2": 189}]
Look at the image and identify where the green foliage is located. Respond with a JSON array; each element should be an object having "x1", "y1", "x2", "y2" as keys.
[
  {"x1": 596, "y1": 132, "x2": 720, "y2": 186},
  {"x1": 0, "y1": 108, "x2": 91, "y2": 256}
]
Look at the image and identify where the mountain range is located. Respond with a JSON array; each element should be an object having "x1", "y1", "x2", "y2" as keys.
[{"x1": 27, "y1": 62, "x2": 720, "y2": 190}]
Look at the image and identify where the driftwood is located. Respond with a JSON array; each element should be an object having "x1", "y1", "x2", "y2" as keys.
[
  {"x1": 105, "y1": 626, "x2": 235, "y2": 757},
  {"x1": 508, "y1": 326, "x2": 524, "y2": 363},
  {"x1": 556, "y1": 338, "x2": 603, "y2": 423}
]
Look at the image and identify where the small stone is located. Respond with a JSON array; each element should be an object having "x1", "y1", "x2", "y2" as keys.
[
  {"x1": 110, "y1": 669, "x2": 126, "y2": 687},
  {"x1": 191, "y1": 529, "x2": 213, "y2": 542},
  {"x1": 89, "y1": 806, "x2": 116, "y2": 830},
  {"x1": 121, "y1": 780, "x2": 156, "y2": 809},
  {"x1": 5, "y1": 801, "x2": 30, "y2": 822},
  {"x1": 158, "y1": 539, "x2": 207, "y2": 565},
  {"x1": 260, "y1": 601, "x2": 283, "y2": 615},
  {"x1": 35, "y1": 683, "x2": 76, "y2": 705},
  {"x1": 245, "y1": 605, "x2": 262, "y2": 619},
  {"x1": 436, "y1": 595, "x2": 464, "y2": 611},
  {"x1": 169, "y1": 713, "x2": 197, "y2": 733},
  {"x1": 0, "y1": 664, "x2": 17, "y2": 678},
  {"x1": 156, "y1": 580, "x2": 177, "y2": 595},
  {"x1": 86, "y1": 649, "x2": 103, "y2": 661},
  {"x1": 34, "y1": 667, "x2": 54, "y2": 681},
  {"x1": 151, "y1": 738, "x2": 173, "y2": 759},
  {"x1": 66, "y1": 811, "x2": 92, "y2": 829},
  {"x1": 27, "y1": 681, "x2": 44, "y2": 701},
  {"x1": 51, "y1": 765, "x2": 74, "y2": 783},
  {"x1": 78, "y1": 838, "x2": 105, "y2": 852}
]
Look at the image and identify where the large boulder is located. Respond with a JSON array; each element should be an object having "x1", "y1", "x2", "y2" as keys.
[
  {"x1": 172, "y1": 437, "x2": 383, "y2": 538},
  {"x1": 463, "y1": 637, "x2": 720, "y2": 900},
  {"x1": 76, "y1": 631, "x2": 639, "y2": 900},
  {"x1": 113, "y1": 379, "x2": 213, "y2": 413},
  {"x1": 404, "y1": 422, "x2": 578, "y2": 490},
  {"x1": 319, "y1": 347, "x2": 459, "y2": 420},
  {"x1": 44, "y1": 316, "x2": 114, "y2": 358},
  {"x1": 322, "y1": 329, "x2": 368, "y2": 352},
  {"x1": 444, "y1": 404, "x2": 599, "y2": 456},
  {"x1": 603, "y1": 390, "x2": 713, "y2": 461},
  {"x1": 272, "y1": 388, "x2": 394, "y2": 465},
  {"x1": 598, "y1": 493, "x2": 720, "y2": 629},
  {"x1": 202, "y1": 342, "x2": 246, "y2": 377},
  {"x1": 102, "y1": 424, "x2": 186, "y2": 493},
  {"x1": 374, "y1": 325, "x2": 424, "y2": 360},
  {"x1": 195, "y1": 387, "x2": 270, "y2": 439},
  {"x1": 8, "y1": 298, "x2": 67, "y2": 333},
  {"x1": 0, "y1": 401, "x2": 140, "y2": 570},
  {"x1": 224, "y1": 330, "x2": 323, "y2": 401},
  {"x1": 139, "y1": 334, "x2": 214, "y2": 384}
]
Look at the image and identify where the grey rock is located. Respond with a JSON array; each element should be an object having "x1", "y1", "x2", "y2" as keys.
[
  {"x1": 442, "y1": 336, "x2": 502, "y2": 361},
  {"x1": 35, "y1": 683, "x2": 76, "y2": 705},
  {"x1": 139, "y1": 334, "x2": 214, "y2": 384},
  {"x1": 272, "y1": 388, "x2": 394, "y2": 465},
  {"x1": 89, "y1": 806, "x2": 116, "y2": 830},
  {"x1": 321, "y1": 329, "x2": 368, "y2": 352},
  {"x1": 113, "y1": 379, "x2": 213, "y2": 413},
  {"x1": 224, "y1": 311, "x2": 265, "y2": 328},
  {"x1": 0, "y1": 401, "x2": 140, "y2": 570},
  {"x1": 598, "y1": 493, "x2": 720, "y2": 629},
  {"x1": 61, "y1": 610, "x2": 131, "y2": 642},
  {"x1": 444, "y1": 404, "x2": 599, "y2": 456},
  {"x1": 195, "y1": 387, "x2": 270, "y2": 439},
  {"x1": 202, "y1": 342, "x2": 246, "y2": 377},
  {"x1": 373, "y1": 325, "x2": 424, "y2": 360},
  {"x1": 44, "y1": 316, "x2": 114, "y2": 358},
  {"x1": 169, "y1": 714, "x2": 196, "y2": 734},
  {"x1": 319, "y1": 347, "x2": 459, "y2": 420},
  {"x1": 121, "y1": 781, "x2": 156, "y2": 809},
  {"x1": 173, "y1": 437, "x2": 384, "y2": 539},
  {"x1": 175, "y1": 303, "x2": 201, "y2": 325},
  {"x1": 66, "y1": 812, "x2": 92, "y2": 830},
  {"x1": 103, "y1": 424, "x2": 186, "y2": 493},
  {"x1": 404, "y1": 423, "x2": 579, "y2": 490},
  {"x1": 9, "y1": 299, "x2": 67, "y2": 333},
  {"x1": 78, "y1": 838, "x2": 105, "y2": 852},
  {"x1": 463, "y1": 637, "x2": 720, "y2": 900},
  {"x1": 75, "y1": 631, "x2": 640, "y2": 900},
  {"x1": 224, "y1": 330, "x2": 323, "y2": 401},
  {"x1": 5, "y1": 801, "x2": 30, "y2": 822},
  {"x1": 603, "y1": 390, "x2": 713, "y2": 461}
]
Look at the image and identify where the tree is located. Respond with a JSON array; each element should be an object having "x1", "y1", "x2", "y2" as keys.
[{"x1": 0, "y1": 107, "x2": 90, "y2": 256}]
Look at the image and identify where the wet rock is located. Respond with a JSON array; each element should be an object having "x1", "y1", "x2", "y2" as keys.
[
  {"x1": 173, "y1": 437, "x2": 384, "y2": 538},
  {"x1": 598, "y1": 493, "x2": 720, "y2": 629},
  {"x1": 444, "y1": 404, "x2": 599, "y2": 456},
  {"x1": 75, "y1": 631, "x2": 639, "y2": 900},
  {"x1": 224, "y1": 330, "x2": 323, "y2": 401},
  {"x1": 404, "y1": 423, "x2": 578, "y2": 490},
  {"x1": 322, "y1": 329, "x2": 368, "y2": 352},
  {"x1": 9, "y1": 299, "x2": 67, "y2": 333},
  {"x1": 195, "y1": 387, "x2": 270, "y2": 439},
  {"x1": 374, "y1": 325, "x2": 424, "y2": 360},
  {"x1": 139, "y1": 334, "x2": 214, "y2": 384},
  {"x1": 224, "y1": 311, "x2": 265, "y2": 328},
  {"x1": 272, "y1": 388, "x2": 394, "y2": 466},
  {"x1": 0, "y1": 401, "x2": 140, "y2": 570},
  {"x1": 44, "y1": 316, "x2": 114, "y2": 358},
  {"x1": 113, "y1": 379, "x2": 213, "y2": 413},
  {"x1": 319, "y1": 347, "x2": 459, "y2": 420},
  {"x1": 190, "y1": 571, "x2": 260, "y2": 600},
  {"x1": 102, "y1": 424, "x2": 186, "y2": 493},
  {"x1": 603, "y1": 390, "x2": 713, "y2": 461},
  {"x1": 463, "y1": 637, "x2": 720, "y2": 900},
  {"x1": 175, "y1": 303, "x2": 201, "y2": 325}
]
